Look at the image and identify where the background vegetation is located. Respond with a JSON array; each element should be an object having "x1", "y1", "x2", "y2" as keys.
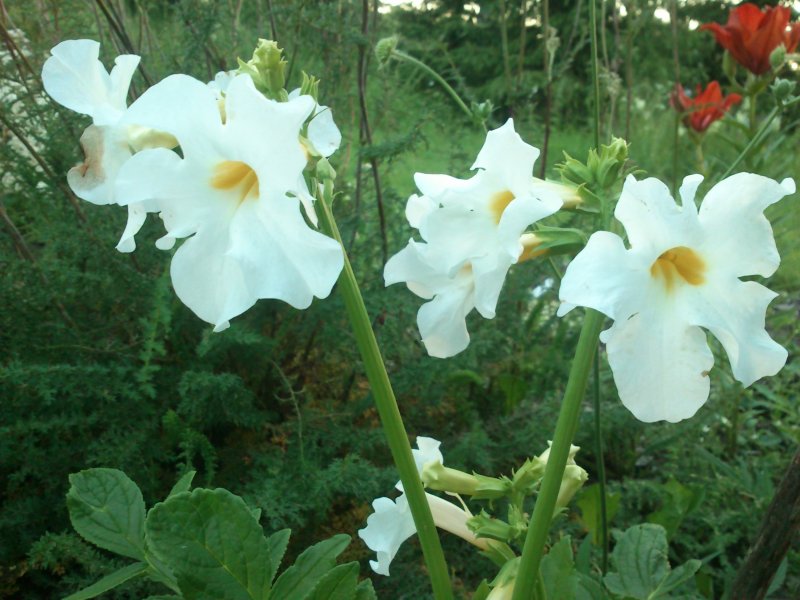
[{"x1": 1, "y1": 0, "x2": 798, "y2": 598}]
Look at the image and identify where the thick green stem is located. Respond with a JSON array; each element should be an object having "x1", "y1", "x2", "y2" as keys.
[
  {"x1": 593, "y1": 352, "x2": 609, "y2": 573},
  {"x1": 317, "y1": 192, "x2": 454, "y2": 599},
  {"x1": 511, "y1": 309, "x2": 606, "y2": 600}
]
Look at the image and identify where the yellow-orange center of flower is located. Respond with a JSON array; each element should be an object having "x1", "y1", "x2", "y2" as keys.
[
  {"x1": 650, "y1": 246, "x2": 705, "y2": 291},
  {"x1": 489, "y1": 190, "x2": 515, "y2": 223},
  {"x1": 211, "y1": 161, "x2": 260, "y2": 204}
]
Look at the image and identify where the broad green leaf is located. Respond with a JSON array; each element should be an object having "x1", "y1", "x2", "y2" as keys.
[
  {"x1": 576, "y1": 573, "x2": 605, "y2": 600},
  {"x1": 307, "y1": 562, "x2": 359, "y2": 600},
  {"x1": 355, "y1": 579, "x2": 377, "y2": 600},
  {"x1": 67, "y1": 468, "x2": 146, "y2": 560},
  {"x1": 146, "y1": 488, "x2": 272, "y2": 600},
  {"x1": 267, "y1": 529, "x2": 291, "y2": 585},
  {"x1": 143, "y1": 597, "x2": 182, "y2": 600},
  {"x1": 269, "y1": 534, "x2": 350, "y2": 600},
  {"x1": 168, "y1": 470, "x2": 196, "y2": 498},
  {"x1": 603, "y1": 524, "x2": 700, "y2": 599},
  {"x1": 541, "y1": 536, "x2": 577, "y2": 600},
  {"x1": 63, "y1": 562, "x2": 148, "y2": 600}
]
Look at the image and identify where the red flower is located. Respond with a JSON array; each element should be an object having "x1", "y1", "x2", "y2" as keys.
[
  {"x1": 670, "y1": 82, "x2": 742, "y2": 133},
  {"x1": 701, "y1": 3, "x2": 800, "y2": 75}
]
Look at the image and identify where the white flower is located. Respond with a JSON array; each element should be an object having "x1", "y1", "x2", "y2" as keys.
[
  {"x1": 41, "y1": 39, "x2": 172, "y2": 252},
  {"x1": 288, "y1": 89, "x2": 342, "y2": 159},
  {"x1": 359, "y1": 435, "x2": 489, "y2": 575},
  {"x1": 558, "y1": 173, "x2": 795, "y2": 422},
  {"x1": 359, "y1": 492, "x2": 488, "y2": 576},
  {"x1": 384, "y1": 119, "x2": 563, "y2": 358},
  {"x1": 115, "y1": 73, "x2": 343, "y2": 331}
]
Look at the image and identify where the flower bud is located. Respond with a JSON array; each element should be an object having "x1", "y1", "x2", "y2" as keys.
[
  {"x1": 467, "y1": 511, "x2": 520, "y2": 543},
  {"x1": 375, "y1": 36, "x2": 399, "y2": 67},
  {"x1": 556, "y1": 464, "x2": 588, "y2": 510},
  {"x1": 771, "y1": 77, "x2": 796, "y2": 102},
  {"x1": 770, "y1": 44, "x2": 787, "y2": 70},
  {"x1": 237, "y1": 39, "x2": 287, "y2": 99},
  {"x1": 488, "y1": 556, "x2": 519, "y2": 600},
  {"x1": 422, "y1": 461, "x2": 482, "y2": 495},
  {"x1": 300, "y1": 71, "x2": 320, "y2": 101},
  {"x1": 316, "y1": 157, "x2": 337, "y2": 182},
  {"x1": 470, "y1": 99, "x2": 494, "y2": 125}
]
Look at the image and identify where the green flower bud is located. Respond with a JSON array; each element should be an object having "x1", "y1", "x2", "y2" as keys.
[
  {"x1": 470, "y1": 99, "x2": 494, "y2": 125},
  {"x1": 316, "y1": 157, "x2": 337, "y2": 182},
  {"x1": 467, "y1": 511, "x2": 520, "y2": 543},
  {"x1": 556, "y1": 464, "x2": 588, "y2": 510},
  {"x1": 772, "y1": 78, "x2": 796, "y2": 102},
  {"x1": 770, "y1": 44, "x2": 787, "y2": 70},
  {"x1": 488, "y1": 556, "x2": 520, "y2": 600},
  {"x1": 723, "y1": 51, "x2": 737, "y2": 81},
  {"x1": 300, "y1": 71, "x2": 320, "y2": 102},
  {"x1": 375, "y1": 36, "x2": 399, "y2": 67},
  {"x1": 237, "y1": 39, "x2": 287, "y2": 100}
]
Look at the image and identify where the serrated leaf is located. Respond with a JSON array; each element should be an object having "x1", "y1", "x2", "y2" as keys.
[
  {"x1": 63, "y1": 562, "x2": 148, "y2": 600},
  {"x1": 603, "y1": 524, "x2": 700, "y2": 599},
  {"x1": 168, "y1": 471, "x2": 196, "y2": 498},
  {"x1": 270, "y1": 534, "x2": 350, "y2": 600},
  {"x1": 541, "y1": 536, "x2": 577, "y2": 600},
  {"x1": 355, "y1": 579, "x2": 377, "y2": 600},
  {"x1": 576, "y1": 572, "x2": 605, "y2": 600},
  {"x1": 267, "y1": 529, "x2": 291, "y2": 585},
  {"x1": 307, "y1": 562, "x2": 359, "y2": 600},
  {"x1": 146, "y1": 488, "x2": 272, "y2": 600},
  {"x1": 67, "y1": 468, "x2": 146, "y2": 560}
]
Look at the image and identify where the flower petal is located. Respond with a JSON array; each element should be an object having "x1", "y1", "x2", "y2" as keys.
[
  {"x1": 116, "y1": 201, "x2": 152, "y2": 253},
  {"x1": 307, "y1": 105, "x2": 341, "y2": 158},
  {"x1": 698, "y1": 173, "x2": 795, "y2": 278},
  {"x1": 471, "y1": 252, "x2": 514, "y2": 319},
  {"x1": 67, "y1": 125, "x2": 131, "y2": 205},
  {"x1": 406, "y1": 194, "x2": 436, "y2": 229},
  {"x1": 412, "y1": 437, "x2": 443, "y2": 474},
  {"x1": 471, "y1": 118, "x2": 540, "y2": 193},
  {"x1": 225, "y1": 196, "x2": 344, "y2": 309},
  {"x1": 417, "y1": 276, "x2": 475, "y2": 358},
  {"x1": 42, "y1": 39, "x2": 138, "y2": 125},
  {"x1": 384, "y1": 240, "x2": 438, "y2": 299},
  {"x1": 358, "y1": 495, "x2": 416, "y2": 576},
  {"x1": 689, "y1": 278, "x2": 787, "y2": 386},
  {"x1": 615, "y1": 175, "x2": 702, "y2": 253},
  {"x1": 557, "y1": 231, "x2": 650, "y2": 321},
  {"x1": 602, "y1": 306, "x2": 714, "y2": 423},
  {"x1": 170, "y1": 228, "x2": 255, "y2": 330}
]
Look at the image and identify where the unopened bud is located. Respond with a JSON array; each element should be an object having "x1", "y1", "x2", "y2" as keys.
[
  {"x1": 316, "y1": 157, "x2": 337, "y2": 182},
  {"x1": 422, "y1": 461, "x2": 480, "y2": 495},
  {"x1": 770, "y1": 44, "x2": 787, "y2": 70},
  {"x1": 556, "y1": 464, "x2": 588, "y2": 510},
  {"x1": 375, "y1": 36, "x2": 399, "y2": 67},
  {"x1": 237, "y1": 39, "x2": 287, "y2": 99},
  {"x1": 772, "y1": 78, "x2": 796, "y2": 102}
]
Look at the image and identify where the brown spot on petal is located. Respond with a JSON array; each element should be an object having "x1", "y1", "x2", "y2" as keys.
[{"x1": 67, "y1": 125, "x2": 106, "y2": 192}]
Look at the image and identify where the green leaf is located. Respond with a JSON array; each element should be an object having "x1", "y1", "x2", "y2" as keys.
[
  {"x1": 307, "y1": 562, "x2": 359, "y2": 600},
  {"x1": 63, "y1": 562, "x2": 148, "y2": 600},
  {"x1": 143, "y1": 597, "x2": 182, "y2": 600},
  {"x1": 66, "y1": 468, "x2": 147, "y2": 560},
  {"x1": 146, "y1": 488, "x2": 272, "y2": 600},
  {"x1": 267, "y1": 529, "x2": 291, "y2": 585},
  {"x1": 541, "y1": 536, "x2": 577, "y2": 600},
  {"x1": 354, "y1": 579, "x2": 377, "y2": 600},
  {"x1": 577, "y1": 484, "x2": 620, "y2": 546},
  {"x1": 575, "y1": 573, "x2": 605, "y2": 600},
  {"x1": 270, "y1": 534, "x2": 350, "y2": 600},
  {"x1": 168, "y1": 471, "x2": 196, "y2": 498},
  {"x1": 603, "y1": 524, "x2": 701, "y2": 599},
  {"x1": 471, "y1": 580, "x2": 491, "y2": 600}
]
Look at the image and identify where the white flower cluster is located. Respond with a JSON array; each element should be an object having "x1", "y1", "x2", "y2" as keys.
[
  {"x1": 388, "y1": 123, "x2": 794, "y2": 423},
  {"x1": 42, "y1": 40, "x2": 344, "y2": 331}
]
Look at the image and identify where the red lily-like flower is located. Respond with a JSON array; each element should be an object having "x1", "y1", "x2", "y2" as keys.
[
  {"x1": 670, "y1": 82, "x2": 742, "y2": 133},
  {"x1": 701, "y1": 3, "x2": 800, "y2": 75}
]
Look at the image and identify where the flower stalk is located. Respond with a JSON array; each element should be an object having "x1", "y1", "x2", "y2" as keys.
[
  {"x1": 315, "y1": 173, "x2": 454, "y2": 600},
  {"x1": 511, "y1": 309, "x2": 606, "y2": 600}
]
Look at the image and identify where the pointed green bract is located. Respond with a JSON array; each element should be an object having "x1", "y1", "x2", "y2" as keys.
[
  {"x1": 66, "y1": 468, "x2": 147, "y2": 560},
  {"x1": 269, "y1": 534, "x2": 350, "y2": 600},
  {"x1": 145, "y1": 488, "x2": 273, "y2": 600},
  {"x1": 167, "y1": 470, "x2": 196, "y2": 498},
  {"x1": 266, "y1": 529, "x2": 291, "y2": 585}
]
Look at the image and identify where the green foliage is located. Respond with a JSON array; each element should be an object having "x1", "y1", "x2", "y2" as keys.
[{"x1": 63, "y1": 468, "x2": 371, "y2": 600}]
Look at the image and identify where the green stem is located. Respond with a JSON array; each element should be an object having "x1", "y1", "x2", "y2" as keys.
[
  {"x1": 316, "y1": 190, "x2": 454, "y2": 599},
  {"x1": 720, "y1": 105, "x2": 779, "y2": 179},
  {"x1": 511, "y1": 309, "x2": 606, "y2": 600},
  {"x1": 391, "y1": 50, "x2": 484, "y2": 130},
  {"x1": 593, "y1": 351, "x2": 609, "y2": 574},
  {"x1": 589, "y1": 0, "x2": 601, "y2": 148}
]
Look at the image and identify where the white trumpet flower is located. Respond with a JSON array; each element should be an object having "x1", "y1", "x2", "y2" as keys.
[
  {"x1": 558, "y1": 173, "x2": 795, "y2": 422},
  {"x1": 385, "y1": 119, "x2": 563, "y2": 358},
  {"x1": 115, "y1": 73, "x2": 343, "y2": 330}
]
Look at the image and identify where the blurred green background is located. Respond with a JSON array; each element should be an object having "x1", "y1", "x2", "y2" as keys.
[{"x1": 1, "y1": 0, "x2": 798, "y2": 597}]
